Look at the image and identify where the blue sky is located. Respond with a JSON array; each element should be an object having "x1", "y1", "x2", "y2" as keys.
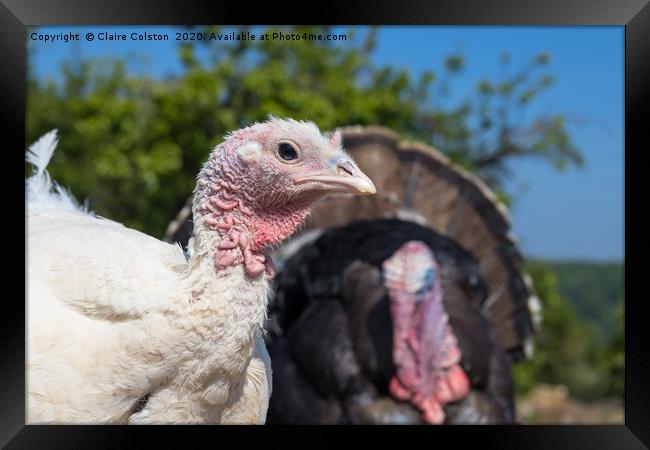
[{"x1": 28, "y1": 26, "x2": 624, "y2": 262}]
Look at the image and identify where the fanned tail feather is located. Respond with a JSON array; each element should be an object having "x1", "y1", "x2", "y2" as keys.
[{"x1": 26, "y1": 130, "x2": 88, "y2": 213}]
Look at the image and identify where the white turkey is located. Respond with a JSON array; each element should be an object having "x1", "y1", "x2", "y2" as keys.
[
  {"x1": 164, "y1": 126, "x2": 538, "y2": 425},
  {"x1": 25, "y1": 118, "x2": 376, "y2": 424}
]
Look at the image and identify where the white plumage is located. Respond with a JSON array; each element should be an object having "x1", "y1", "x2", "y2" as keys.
[
  {"x1": 26, "y1": 120, "x2": 375, "y2": 424},
  {"x1": 26, "y1": 132, "x2": 271, "y2": 424}
]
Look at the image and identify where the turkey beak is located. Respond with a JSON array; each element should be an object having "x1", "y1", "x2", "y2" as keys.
[
  {"x1": 332, "y1": 158, "x2": 376, "y2": 195},
  {"x1": 296, "y1": 156, "x2": 377, "y2": 195}
]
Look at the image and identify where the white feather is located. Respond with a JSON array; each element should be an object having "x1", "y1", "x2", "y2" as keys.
[
  {"x1": 26, "y1": 129, "x2": 87, "y2": 214},
  {"x1": 26, "y1": 131, "x2": 272, "y2": 424},
  {"x1": 26, "y1": 129, "x2": 58, "y2": 176}
]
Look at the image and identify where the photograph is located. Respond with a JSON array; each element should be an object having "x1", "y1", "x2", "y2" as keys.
[
  {"x1": 23, "y1": 24, "x2": 626, "y2": 427},
  {"x1": 3, "y1": 0, "x2": 647, "y2": 443}
]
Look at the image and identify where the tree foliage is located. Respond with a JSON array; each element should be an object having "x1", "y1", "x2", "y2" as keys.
[
  {"x1": 513, "y1": 262, "x2": 623, "y2": 401},
  {"x1": 28, "y1": 26, "x2": 582, "y2": 236},
  {"x1": 548, "y1": 261, "x2": 623, "y2": 341}
]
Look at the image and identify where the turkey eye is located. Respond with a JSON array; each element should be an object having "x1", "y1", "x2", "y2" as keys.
[{"x1": 277, "y1": 142, "x2": 299, "y2": 161}]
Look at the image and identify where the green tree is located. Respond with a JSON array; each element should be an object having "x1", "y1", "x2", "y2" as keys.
[
  {"x1": 27, "y1": 26, "x2": 582, "y2": 237},
  {"x1": 598, "y1": 298, "x2": 624, "y2": 398},
  {"x1": 513, "y1": 261, "x2": 623, "y2": 401},
  {"x1": 548, "y1": 261, "x2": 623, "y2": 342}
]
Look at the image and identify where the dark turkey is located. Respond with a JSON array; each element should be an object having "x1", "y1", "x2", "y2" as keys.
[
  {"x1": 266, "y1": 219, "x2": 515, "y2": 424},
  {"x1": 163, "y1": 126, "x2": 538, "y2": 425}
]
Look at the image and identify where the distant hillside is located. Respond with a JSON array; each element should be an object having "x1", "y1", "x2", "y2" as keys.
[{"x1": 532, "y1": 260, "x2": 623, "y2": 340}]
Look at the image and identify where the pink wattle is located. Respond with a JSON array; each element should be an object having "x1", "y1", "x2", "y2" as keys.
[{"x1": 199, "y1": 139, "x2": 312, "y2": 278}]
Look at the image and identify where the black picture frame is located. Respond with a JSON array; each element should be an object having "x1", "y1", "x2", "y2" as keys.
[{"x1": 4, "y1": 0, "x2": 647, "y2": 448}]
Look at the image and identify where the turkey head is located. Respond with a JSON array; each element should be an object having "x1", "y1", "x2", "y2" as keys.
[{"x1": 192, "y1": 117, "x2": 375, "y2": 278}]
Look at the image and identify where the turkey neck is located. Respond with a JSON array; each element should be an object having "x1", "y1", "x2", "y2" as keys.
[
  {"x1": 183, "y1": 205, "x2": 271, "y2": 338},
  {"x1": 192, "y1": 140, "x2": 314, "y2": 278},
  {"x1": 173, "y1": 246, "x2": 269, "y2": 383},
  {"x1": 172, "y1": 142, "x2": 308, "y2": 377}
]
